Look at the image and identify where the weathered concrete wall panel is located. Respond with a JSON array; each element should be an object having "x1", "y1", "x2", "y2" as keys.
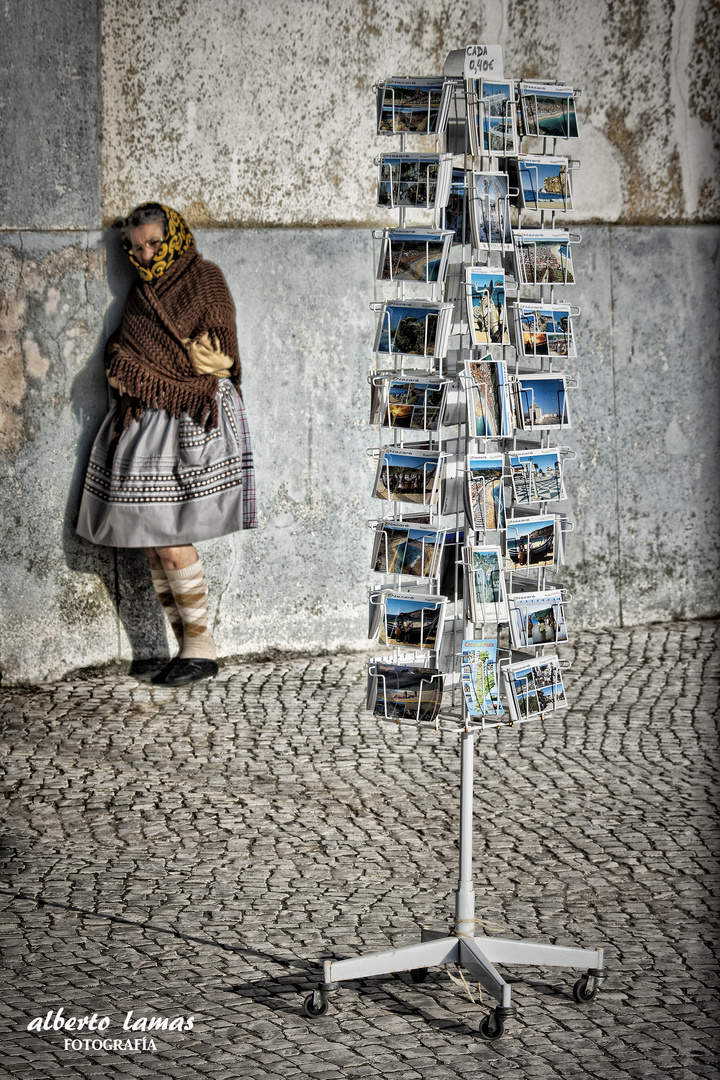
[
  {"x1": 101, "y1": 0, "x2": 719, "y2": 228},
  {"x1": 0, "y1": 1, "x2": 102, "y2": 229}
]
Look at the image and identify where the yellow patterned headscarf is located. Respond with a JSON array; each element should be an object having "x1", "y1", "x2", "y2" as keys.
[{"x1": 122, "y1": 203, "x2": 195, "y2": 282}]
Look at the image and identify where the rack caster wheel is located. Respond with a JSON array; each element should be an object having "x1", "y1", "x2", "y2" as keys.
[
  {"x1": 573, "y1": 973, "x2": 599, "y2": 1003},
  {"x1": 410, "y1": 967, "x2": 428, "y2": 983},
  {"x1": 303, "y1": 991, "x2": 329, "y2": 1018},
  {"x1": 478, "y1": 1009, "x2": 505, "y2": 1041}
]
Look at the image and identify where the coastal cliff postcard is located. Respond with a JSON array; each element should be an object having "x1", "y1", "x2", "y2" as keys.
[
  {"x1": 465, "y1": 453, "x2": 506, "y2": 531},
  {"x1": 513, "y1": 229, "x2": 576, "y2": 286},
  {"x1": 503, "y1": 654, "x2": 568, "y2": 721},
  {"x1": 466, "y1": 545, "x2": 508, "y2": 625},
  {"x1": 512, "y1": 372, "x2": 571, "y2": 431},
  {"x1": 517, "y1": 155, "x2": 573, "y2": 211},
  {"x1": 468, "y1": 78, "x2": 518, "y2": 156},
  {"x1": 461, "y1": 638, "x2": 504, "y2": 717},
  {"x1": 508, "y1": 448, "x2": 567, "y2": 504},
  {"x1": 369, "y1": 590, "x2": 447, "y2": 653},
  {"x1": 519, "y1": 82, "x2": 579, "y2": 139},
  {"x1": 463, "y1": 357, "x2": 513, "y2": 438},
  {"x1": 376, "y1": 77, "x2": 453, "y2": 135},
  {"x1": 465, "y1": 268, "x2": 510, "y2": 346},
  {"x1": 513, "y1": 302, "x2": 576, "y2": 358},
  {"x1": 367, "y1": 660, "x2": 443, "y2": 723},
  {"x1": 373, "y1": 300, "x2": 454, "y2": 359},
  {"x1": 469, "y1": 171, "x2": 513, "y2": 250},
  {"x1": 376, "y1": 228, "x2": 453, "y2": 284},
  {"x1": 372, "y1": 447, "x2": 444, "y2": 506},
  {"x1": 505, "y1": 515, "x2": 560, "y2": 569},
  {"x1": 507, "y1": 589, "x2": 568, "y2": 649},
  {"x1": 371, "y1": 520, "x2": 446, "y2": 579},
  {"x1": 370, "y1": 374, "x2": 449, "y2": 431},
  {"x1": 377, "y1": 153, "x2": 453, "y2": 210}
]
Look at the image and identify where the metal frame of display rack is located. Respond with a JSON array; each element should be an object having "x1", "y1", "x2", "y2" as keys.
[{"x1": 302, "y1": 50, "x2": 607, "y2": 1041}]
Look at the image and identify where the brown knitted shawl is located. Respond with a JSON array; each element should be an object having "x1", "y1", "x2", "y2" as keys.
[{"x1": 106, "y1": 247, "x2": 241, "y2": 434}]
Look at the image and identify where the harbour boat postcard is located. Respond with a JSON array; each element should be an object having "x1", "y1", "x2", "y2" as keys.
[
  {"x1": 373, "y1": 300, "x2": 454, "y2": 358},
  {"x1": 507, "y1": 589, "x2": 568, "y2": 649},
  {"x1": 465, "y1": 268, "x2": 510, "y2": 346},
  {"x1": 513, "y1": 229, "x2": 576, "y2": 285},
  {"x1": 519, "y1": 82, "x2": 579, "y2": 139},
  {"x1": 377, "y1": 152, "x2": 453, "y2": 210},
  {"x1": 461, "y1": 638, "x2": 504, "y2": 717},
  {"x1": 513, "y1": 302, "x2": 576, "y2": 358},
  {"x1": 373, "y1": 447, "x2": 444, "y2": 506},
  {"x1": 477, "y1": 78, "x2": 518, "y2": 155},
  {"x1": 463, "y1": 357, "x2": 513, "y2": 438},
  {"x1": 367, "y1": 660, "x2": 443, "y2": 722},
  {"x1": 505, "y1": 515, "x2": 559, "y2": 569},
  {"x1": 466, "y1": 545, "x2": 508, "y2": 624},
  {"x1": 371, "y1": 591, "x2": 447, "y2": 653},
  {"x1": 469, "y1": 171, "x2": 513, "y2": 249},
  {"x1": 466, "y1": 453, "x2": 506, "y2": 530},
  {"x1": 377, "y1": 228, "x2": 453, "y2": 283},
  {"x1": 376, "y1": 77, "x2": 452, "y2": 135},
  {"x1": 370, "y1": 374, "x2": 448, "y2": 430},
  {"x1": 371, "y1": 520, "x2": 446, "y2": 579},
  {"x1": 508, "y1": 448, "x2": 566, "y2": 504},
  {"x1": 512, "y1": 372, "x2": 571, "y2": 430},
  {"x1": 517, "y1": 154, "x2": 573, "y2": 211},
  {"x1": 504, "y1": 654, "x2": 568, "y2": 721}
]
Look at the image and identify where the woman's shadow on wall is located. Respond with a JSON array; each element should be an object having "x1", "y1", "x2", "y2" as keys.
[{"x1": 63, "y1": 227, "x2": 170, "y2": 673}]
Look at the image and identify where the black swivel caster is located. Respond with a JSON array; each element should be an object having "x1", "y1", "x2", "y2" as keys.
[
  {"x1": 303, "y1": 990, "x2": 329, "y2": 1017},
  {"x1": 478, "y1": 1008, "x2": 505, "y2": 1041},
  {"x1": 410, "y1": 967, "x2": 429, "y2": 983},
  {"x1": 573, "y1": 967, "x2": 606, "y2": 1003}
]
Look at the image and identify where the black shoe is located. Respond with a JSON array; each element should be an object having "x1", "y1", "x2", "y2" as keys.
[
  {"x1": 158, "y1": 658, "x2": 219, "y2": 686},
  {"x1": 151, "y1": 660, "x2": 177, "y2": 685}
]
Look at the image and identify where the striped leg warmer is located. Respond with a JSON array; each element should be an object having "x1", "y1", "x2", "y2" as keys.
[
  {"x1": 150, "y1": 568, "x2": 184, "y2": 647},
  {"x1": 165, "y1": 559, "x2": 217, "y2": 661}
]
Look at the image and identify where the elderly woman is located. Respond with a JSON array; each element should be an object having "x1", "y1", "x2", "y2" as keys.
[{"x1": 77, "y1": 203, "x2": 257, "y2": 685}]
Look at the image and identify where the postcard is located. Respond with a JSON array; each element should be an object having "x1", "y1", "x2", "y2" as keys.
[
  {"x1": 371, "y1": 521, "x2": 446, "y2": 579},
  {"x1": 376, "y1": 77, "x2": 452, "y2": 136},
  {"x1": 508, "y1": 448, "x2": 566, "y2": 504},
  {"x1": 377, "y1": 152, "x2": 453, "y2": 210},
  {"x1": 519, "y1": 82, "x2": 579, "y2": 139},
  {"x1": 507, "y1": 589, "x2": 567, "y2": 649},
  {"x1": 372, "y1": 447, "x2": 444, "y2": 506},
  {"x1": 438, "y1": 527, "x2": 464, "y2": 601},
  {"x1": 512, "y1": 373, "x2": 571, "y2": 430},
  {"x1": 463, "y1": 357, "x2": 513, "y2": 438},
  {"x1": 373, "y1": 300, "x2": 454, "y2": 358},
  {"x1": 465, "y1": 268, "x2": 510, "y2": 346},
  {"x1": 513, "y1": 229, "x2": 576, "y2": 285},
  {"x1": 377, "y1": 228, "x2": 453, "y2": 284},
  {"x1": 367, "y1": 660, "x2": 443, "y2": 722},
  {"x1": 466, "y1": 545, "x2": 508, "y2": 625},
  {"x1": 370, "y1": 374, "x2": 449, "y2": 431},
  {"x1": 477, "y1": 78, "x2": 518, "y2": 155},
  {"x1": 517, "y1": 155, "x2": 573, "y2": 211},
  {"x1": 503, "y1": 654, "x2": 568, "y2": 721},
  {"x1": 461, "y1": 638, "x2": 504, "y2": 717},
  {"x1": 466, "y1": 453, "x2": 506, "y2": 530},
  {"x1": 468, "y1": 170, "x2": 513, "y2": 250},
  {"x1": 505, "y1": 515, "x2": 558, "y2": 569},
  {"x1": 373, "y1": 591, "x2": 447, "y2": 653},
  {"x1": 513, "y1": 303, "x2": 576, "y2": 358},
  {"x1": 445, "y1": 168, "x2": 469, "y2": 244}
]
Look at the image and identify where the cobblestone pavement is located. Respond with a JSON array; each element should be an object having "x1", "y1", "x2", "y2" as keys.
[{"x1": 0, "y1": 620, "x2": 718, "y2": 1080}]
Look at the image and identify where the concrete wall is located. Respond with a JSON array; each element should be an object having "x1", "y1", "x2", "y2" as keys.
[{"x1": 1, "y1": 0, "x2": 718, "y2": 684}]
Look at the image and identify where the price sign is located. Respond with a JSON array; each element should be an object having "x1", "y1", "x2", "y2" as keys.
[{"x1": 463, "y1": 45, "x2": 504, "y2": 79}]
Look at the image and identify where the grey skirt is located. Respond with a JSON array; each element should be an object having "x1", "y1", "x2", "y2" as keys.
[{"x1": 77, "y1": 380, "x2": 257, "y2": 548}]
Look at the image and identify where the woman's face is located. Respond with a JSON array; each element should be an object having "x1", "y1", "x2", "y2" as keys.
[{"x1": 128, "y1": 222, "x2": 165, "y2": 267}]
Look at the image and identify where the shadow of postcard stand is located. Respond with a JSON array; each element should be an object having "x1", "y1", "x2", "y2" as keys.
[{"x1": 64, "y1": 227, "x2": 169, "y2": 673}]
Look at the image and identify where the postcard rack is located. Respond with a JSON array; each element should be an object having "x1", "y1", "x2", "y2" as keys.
[{"x1": 302, "y1": 50, "x2": 606, "y2": 1041}]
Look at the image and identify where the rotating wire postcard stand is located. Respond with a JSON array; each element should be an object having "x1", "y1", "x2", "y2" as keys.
[{"x1": 303, "y1": 51, "x2": 607, "y2": 1041}]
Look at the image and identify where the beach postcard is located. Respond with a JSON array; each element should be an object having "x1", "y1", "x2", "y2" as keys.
[
  {"x1": 368, "y1": 660, "x2": 443, "y2": 722},
  {"x1": 507, "y1": 589, "x2": 568, "y2": 649},
  {"x1": 466, "y1": 453, "x2": 506, "y2": 530},
  {"x1": 514, "y1": 302, "x2": 576, "y2": 358},
  {"x1": 509, "y1": 448, "x2": 566, "y2": 504},
  {"x1": 478, "y1": 78, "x2": 518, "y2": 154},
  {"x1": 513, "y1": 229, "x2": 576, "y2": 285},
  {"x1": 518, "y1": 155, "x2": 573, "y2": 211},
  {"x1": 377, "y1": 228, "x2": 453, "y2": 284},
  {"x1": 372, "y1": 520, "x2": 445, "y2": 578},
  {"x1": 505, "y1": 516, "x2": 557, "y2": 569},
  {"x1": 465, "y1": 268, "x2": 510, "y2": 346},
  {"x1": 377, "y1": 77, "x2": 450, "y2": 135},
  {"x1": 469, "y1": 171, "x2": 513, "y2": 249},
  {"x1": 467, "y1": 545, "x2": 508, "y2": 624},
  {"x1": 504, "y1": 654, "x2": 568, "y2": 721},
  {"x1": 378, "y1": 592, "x2": 446, "y2": 652},
  {"x1": 371, "y1": 374, "x2": 448, "y2": 430},
  {"x1": 513, "y1": 373, "x2": 570, "y2": 430},
  {"x1": 461, "y1": 637, "x2": 504, "y2": 717},
  {"x1": 463, "y1": 357, "x2": 513, "y2": 438},
  {"x1": 520, "y1": 82, "x2": 579, "y2": 139},
  {"x1": 373, "y1": 448, "x2": 444, "y2": 506}
]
